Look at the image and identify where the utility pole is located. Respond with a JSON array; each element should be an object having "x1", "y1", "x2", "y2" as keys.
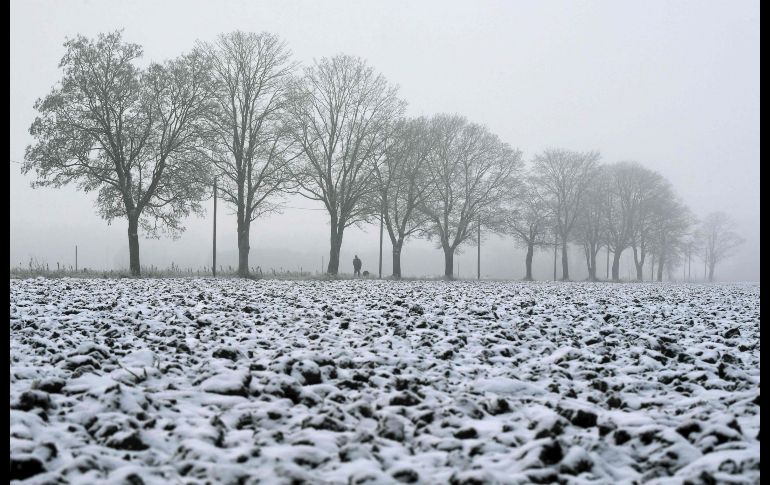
[
  {"x1": 212, "y1": 178, "x2": 217, "y2": 277},
  {"x1": 378, "y1": 205, "x2": 383, "y2": 279},
  {"x1": 477, "y1": 221, "x2": 481, "y2": 280},
  {"x1": 605, "y1": 194, "x2": 611, "y2": 281},
  {"x1": 553, "y1": 233, "x2": 558, "y2": 281},
  {"x1": 75, "y1": 245, "x2": 78, "y2": 272}
]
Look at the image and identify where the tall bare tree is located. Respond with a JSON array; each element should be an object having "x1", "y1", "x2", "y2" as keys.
[
  {"x1": 680, "y1": 229, "x2": 701, "y2": 282},
  {"x1": 196, "y1": 31, "x2": 297, "y2": 277},
  {"x1": 531, "y1": 149, "x2": 599, "y2": 280},
  {"x1": 649, "y1": 195, "x2": 692, "y2": 282},
  {"x1": 421, "y1": 114, "x2": 522, "y2": 279},
  {"x1": 373, "y1": 117, "x2": 434, "y2": 278},
  {"x1": 574, "y1": 167, "x2": 609, "y2": 281},
  {"x1": 603, "y1": 161, "x2": 659, "y2": 281},
  {"x1": 698, "y1": 211, "x2": 744, "y2": 282},
  {"x1": 629, "y1": 168, "x2": 670, "y2": 281},
  {"x1": 23, "y1": 31, "x2": 212, "y2": 276},
  {"x1": 286, "y1": 55, "x2": 404, "y2": 275},
  {"x1": 498, "y1": 175, "x2": 551, "y2": 280}
]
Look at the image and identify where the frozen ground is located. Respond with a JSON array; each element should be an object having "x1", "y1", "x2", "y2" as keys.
[{"x1": 9, "y1": 278, "x2": 760, "y2": 484}]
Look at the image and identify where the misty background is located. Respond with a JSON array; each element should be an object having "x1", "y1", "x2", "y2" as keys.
[{"x1": 9, "y1": 0, "x2": 759, "y2": 281}]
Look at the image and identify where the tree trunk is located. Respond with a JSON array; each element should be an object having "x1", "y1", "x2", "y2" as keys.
[
  {"x1": 327, "y1": 227, "x2": 343, "y2": 275},
  {"x1": 650, "y1": 254, "x2": 655, "y2": 281},
  {"x1": 656, "y1": 251, "x2": 665, "y2": 282},
  {"x1": 128, "y1": 215, "x2": 140, "y2": 276},
  {"x1": 708, "y1": 263, "x2": 715, "y2": 282},
  {"x1": 237, "y1": 220, "x2": 250, "y2": 277},
  {"x1": 443, "y1": 245, "x2": 454, "y2": 280},
  {"x1": 589, "y1": 247, "x2": 597, "y2": 281},
  {"x1": 633, "y1": 247, "x2": 645, "y2": 282},
  {"x1": 636, "y1": 262, "x2": 644, "y2": 281},
  {"x1": 561, "y1": 238, "x2": 569, "y2": 281},
  {"x1": 611, "y1": 248, "x2": 622, "y2": 282},
  {"x1": 524, "y1": 242, "x2": 534, "y2": 280},
  {"x1": 392, "y1": 241, "x2": 403, "y2": 279}
]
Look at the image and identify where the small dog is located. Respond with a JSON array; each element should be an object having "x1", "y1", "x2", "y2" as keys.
[{"x1": 362, "y1": 271, "x2": 370, "y2": 277}]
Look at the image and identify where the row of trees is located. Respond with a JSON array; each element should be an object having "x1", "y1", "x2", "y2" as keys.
[
  {"x1": 22, "y1": 31, "x2": 744, "y2": 280},
  {"x1": 501, "y1": 157, "x2": 743, "y2": 282}
]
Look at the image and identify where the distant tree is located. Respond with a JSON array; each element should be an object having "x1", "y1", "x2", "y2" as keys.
[
  {"x1": 497, "y1": 175, "x2": 551, "y2": 280},
  {"x1": 373, "y1": 117, "x2": 434, "y2": 278},
  {"x1": 531, "y1": 149, "x2": 599, "y2": 281},
  {"x1": 680, "y1": 228, "x2": 702, "y2": 282},
  {"x1": 196, "y1": 31, "x2": 297, "y2": 277},
  {"x1": 603, "y1": 161, "x2": 655, "y2": 281},
  {"x1": 285, "y1": 55, "x2": 404, "y2": 275},
  {"x1": 574, "y1": 167, "x2": 609, "y2": 281},
  {"x1": 663, "y1": 249, "x2": 685, "y2": 281},
  {"x1": 23, "y1": 31, "x2": 212, "y2": 276},
  {"x1": 699, "y1": 211, "x2": 744, "y2": 282},
  {"x1": 420, "y1": 114, "x2": 523, "y2": 279},
  {"x1": 629, "y1": 168, "x2": 670, "y2": 281},
  {"x1": 649, "y1": 196, "x2": 693, "y2": 282}
]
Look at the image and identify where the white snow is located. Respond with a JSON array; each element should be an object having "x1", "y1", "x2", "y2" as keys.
[{"x1": 9, "y1": 278, "x2": 760, "y2": 483}]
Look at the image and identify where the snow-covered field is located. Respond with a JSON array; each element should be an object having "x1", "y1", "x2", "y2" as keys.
[{"x1": 10, "y1": 278, "x2": 760, "y2": 484}]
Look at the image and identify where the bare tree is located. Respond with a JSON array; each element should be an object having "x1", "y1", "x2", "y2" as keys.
[
  {"x1": 646, "y1": 195, "x2": 692, "y2": 282},
  {"x1": 373, "y1": 117, "x2": 434, "y2": 278},
  {"x1": 699, "y1": 211, "x2": 744, "y2": 282},
  {"x1": 574, "y1": 167, "x2": 609, "y2": 281},
  {"x1": 285, "y1": 55, "x2": 404, "y2": 275},
  {"x1": 23, "y1": 31, "x2": 211, "y2": 276},
  {"x1": 531, "y1": 149, "x2": 599, "y2": 280},
  {"x1": 196, "y1": 32, "x2": 297, "y2": 277},
  {"x1": 680, "y1": 228, "x2": 701, "y2": 282},
  {"x1": 603, "y1": 161, "x2": 659, "y2": 281},
  {"x1": 498, "y1": 175, "x2": 551, "y2": 280},
  {"x1": 629, "y1": 168, "x2": 670, "y2": 281},
  {"x1": 420, "y1": 114, "x2": 523, "y2": 279}
]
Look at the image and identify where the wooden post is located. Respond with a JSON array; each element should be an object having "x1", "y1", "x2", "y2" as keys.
[{"x1": 212, "y1": 178, "x2": 217, "y2": 277}]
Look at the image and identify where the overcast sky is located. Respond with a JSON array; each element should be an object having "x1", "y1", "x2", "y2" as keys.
[{"x1": 9, "y1": 0, "x2": 760, "y2": 281}]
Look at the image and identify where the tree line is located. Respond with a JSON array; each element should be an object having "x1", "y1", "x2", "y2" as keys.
[{"x1": 22, "y1": 31, "x2": 744, "y2": 281}]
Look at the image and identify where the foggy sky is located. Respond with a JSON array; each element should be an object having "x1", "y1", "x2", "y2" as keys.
[{"x1": 9, "y1": 0, "x2": 760, "y2": 281}]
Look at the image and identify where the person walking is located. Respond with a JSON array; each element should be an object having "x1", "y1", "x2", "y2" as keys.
[{"x1": 353, "y1": 255, "x2": 362, "y2": 277}]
